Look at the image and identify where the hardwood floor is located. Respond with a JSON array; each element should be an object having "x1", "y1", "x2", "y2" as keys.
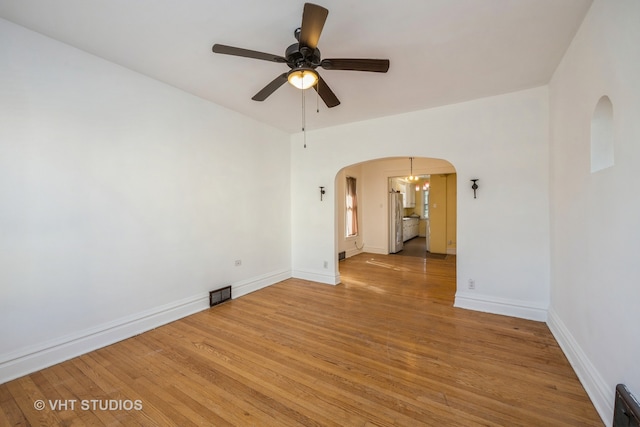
[
  {"x1": 1, "y1": 253, "x2": 602, "y2": 426},
  {"x1": 393, "y1": 235, "x2": 428, "y2": 258}
]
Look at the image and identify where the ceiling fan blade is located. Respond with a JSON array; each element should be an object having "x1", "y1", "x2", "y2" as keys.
[
  {"x1": 320, "y1": 58, "x2": 390, "y2": 73},
  {"x1": 212, "y1": 44, "x2": 287, "y2": 63},
  {"x1": 298, "y1": 3, "x2": 328, "y2": 50},
  {"x1": 313, "y1": 74, "x2": 340, "y2": 108},
  {"x1": 252, "y1": 73, "x2": 288, "y2": 101}
]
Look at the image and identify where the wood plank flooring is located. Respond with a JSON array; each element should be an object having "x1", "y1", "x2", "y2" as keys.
[{"x1": 0, "y1": 253, "x2": 602, "y2": 426}]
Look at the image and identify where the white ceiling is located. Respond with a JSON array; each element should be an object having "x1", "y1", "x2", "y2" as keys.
[{"x1": 0, "y1": 0, "x2": 592, "y2": 134}]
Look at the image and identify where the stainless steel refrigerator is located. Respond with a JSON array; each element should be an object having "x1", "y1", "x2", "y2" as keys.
[{"x1": 389, "y1": 192, "x2": 404, "y2": 253}]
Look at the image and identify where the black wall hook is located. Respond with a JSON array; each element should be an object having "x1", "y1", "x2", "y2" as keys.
[{"x1": 319, "y1": 186, "x2": 326, "y2": 201}]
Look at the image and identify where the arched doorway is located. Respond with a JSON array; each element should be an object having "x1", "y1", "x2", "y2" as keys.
[{"x1": 334, "y1": 156, "x2": 457, "y2": 286}]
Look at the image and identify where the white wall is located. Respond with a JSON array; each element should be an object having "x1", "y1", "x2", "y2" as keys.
[
  {"x1": 0, "y1": 19, "x2": 291, "y2": 383},
  {"x1": 547, "y1": 0, "x2": 640, "y2": 423},
  {"x1": 291, "y1": 86, "x2": 551, "y2": 321}
]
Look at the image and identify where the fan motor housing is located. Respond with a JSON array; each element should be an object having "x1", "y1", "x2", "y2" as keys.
[{"x1": 286, "y1": 43, "x2": 320, "y2": 68}]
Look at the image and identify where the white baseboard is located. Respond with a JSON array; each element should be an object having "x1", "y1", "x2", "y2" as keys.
[
  {"x1": 0, "y1": 268, "x2": 292, "y2": 385},
  {"x1": 546, "y1": 308, "x2": 611, "y2": 425},
  {"x1": 292, "y1": 269, "x2": 340, "y2": 285},
  {"x1": 363, "y1": 245, "x2": 387, "y2": 255},
  {"x1": 345, "y1": 247, "x2": 362, "y2": 259},
  {"x1": 0, "y1": 294, "x2": 209, "y2": 385},
  {"x1": 454, "y1": 292, "x2": 548, "y2": 322},
  {"x1": 233, "y1": 268, "x2": 291, "y2": 298}
]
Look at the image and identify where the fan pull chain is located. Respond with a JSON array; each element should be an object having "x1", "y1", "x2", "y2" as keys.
[
  {"x1": 302, "y1": 86, "x2": 307, "y2": 148},
  {"x1": 316, "y1": 80, "x2": 320, "y2": 113}
]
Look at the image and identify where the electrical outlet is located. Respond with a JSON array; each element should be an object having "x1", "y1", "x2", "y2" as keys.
[
  {"x1": 234, "y1": 259, "x2": 242, "y2": 267},
  {"x1": 323, "y1": 261, "x2": 328, "y2": 269},
  {"x1": 468, "y1": 279, "x2": 475, "y2": 290}
]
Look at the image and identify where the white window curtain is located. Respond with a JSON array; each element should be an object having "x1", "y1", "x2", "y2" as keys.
[{"x1": 346, "y1": 177, "x2": 358, "y2": 237}]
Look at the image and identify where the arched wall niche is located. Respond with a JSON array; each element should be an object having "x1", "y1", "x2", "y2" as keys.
[{"x1": 591, "y1": 95, "x2": 614, "y2": 172}]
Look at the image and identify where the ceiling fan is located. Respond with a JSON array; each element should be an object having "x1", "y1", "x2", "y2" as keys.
[{"x1": 212, "y1": 3, "x2": 390, "y2": 108}]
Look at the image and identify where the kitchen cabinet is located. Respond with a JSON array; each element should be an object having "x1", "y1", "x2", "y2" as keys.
[
  {"x1": 390, "y1": 178, "x2": 415, "y2": 208},
  {"x1": 402, "y1": 218, "x2": 419, "y2": 241},
  {"x1": 404, "y1": 183, "x2": 416, "y2": 208}
]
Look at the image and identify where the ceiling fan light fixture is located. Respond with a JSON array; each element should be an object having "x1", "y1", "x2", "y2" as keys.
[{"x1": 287, "y1": 68, "x2": 318, "y2": 90}]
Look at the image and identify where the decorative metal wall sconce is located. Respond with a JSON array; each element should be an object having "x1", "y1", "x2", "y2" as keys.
[
  {"x1": 471, "y1": 179, "x2": 479, "y2": 198},
  {"x1": 319, "y1": 186, "x2": 326, "y2": 201}
]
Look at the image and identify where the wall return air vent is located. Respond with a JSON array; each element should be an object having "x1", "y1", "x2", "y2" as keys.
[{"x1": 209, "y1": 286, "x2": 232, "y2": 307}]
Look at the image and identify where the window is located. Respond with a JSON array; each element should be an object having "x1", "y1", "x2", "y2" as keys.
[
  {"x1": 423, "y1": 188, "x2": 429, "y2": 219},
  {"x1": 422, "y1": 178, "x2": 430, "y2": 219},
  {"x1": 346, "y1": 177, "x2": 358, "y2": 237}
]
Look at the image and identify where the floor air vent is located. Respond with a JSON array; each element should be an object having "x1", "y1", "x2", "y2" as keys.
[
  {"x1": 338, "y1": 251, "x2": 346, "y2": 261},
  {"x1": 614, "y1": 384, "x2": 640, "y2": 427},
  {"x1": 209, "y1": 286, "x2": 231, "y2": 307}
]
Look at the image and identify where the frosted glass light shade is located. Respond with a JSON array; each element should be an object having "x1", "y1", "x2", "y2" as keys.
[{"x1": 287, "y1": 69, "x2": 318, "y2": 90}]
